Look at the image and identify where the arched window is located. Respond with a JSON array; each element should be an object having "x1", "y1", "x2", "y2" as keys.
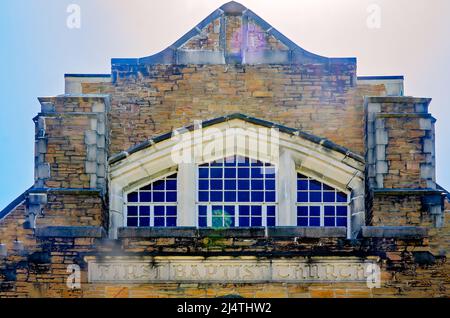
[
  {"x1": 197, "y1": 156, "x2": 277, "y2": 228},
  {"x1": 296, "y1": 173, "x2": 349, "y2": 227},
  {"x1": 125, "y1": 173, "x2": 177, "y2": 227}
]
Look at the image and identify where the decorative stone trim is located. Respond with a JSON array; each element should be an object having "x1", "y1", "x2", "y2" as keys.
[
  {"x1": 268, "y1": 227, "x2": 347, "y2": 238},
  {"x1": 361, "y1": 226, "x2": 427, "y2": 238},
  {"x1": 35, "y1": 226, "x2": 106, "y2": 238}
]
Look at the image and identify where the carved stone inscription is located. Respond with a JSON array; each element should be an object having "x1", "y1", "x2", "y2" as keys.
[{"x1": 87, "y1": 257, "x2": 375, "y2": 283}]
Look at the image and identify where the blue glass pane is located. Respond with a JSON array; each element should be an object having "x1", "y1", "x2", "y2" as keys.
[
  {"x1": 166, "y1": 180, "x2": 177, "y2": 190},
  {"x1": 264, "y1": 167, "x2": 276, "y2": 178},
  {"x1": 238, "y1": 168, "x2": 250, "y2": 178},
  {"x1": 297, "y1": 217, "x2": 308, "y2": 226},
  {"x1": 309, "y1": 180, "x2": 322, "y2": 191},
  {"x1": 225, "y1": 180, "x2": 236, "y2": 190},
  {"x1": 323, "y1": 183, "x2": 334, "y2": 191},
  {"x1": 224, "y1": 217, "x2": 235, "y2": 227},
  {"x1": 153, "y1": 180, "x2": 165, "y2": 191},
  {"x1": 298, "y1": 191, "x2": 308, "y2": 203},
  {"x1": 128, "y1": 192, "x2": 138, "y2": 203},
  {"x1": 238, "y1": 180, "x2": 250, "y2": 190},
  {"x1": 210, "y1": 180, "x2": 223, "y2": 190},
  {"x1": 199, "y1": 168, "x2": 209, "y2": 178},
  {"x1": 140, "y1": 217, "x2": 150, "y2": 227},
  {"x1": 166, "y1": 192, "x2": 177, "y2": 202},
  {"x1": 212, "y1": 217, "x2": 223, "y2": 228},
  {"x1": 337, "y1": 192, "x2": 348, "y2": 202},
  {"x1": 310, "y1": 217, "x2": 320, "y2": 227},
  {"x1": 297, "y1": 173, "x2": 307, "y2": 179},
  {"x1": 239, "y1": 205, "x2": 250, "y2": 215},
  {"x1": 140, "y1": 206, "x2": 150, "y2": 216},
  {"x1": 139, "y1": 192, "x2": 151, "y2": 202},
  {"x1": 141, "y1": 184, "x2": 152, "y2": 191},
  {"x1": 251, "y1": 206, "x2": 262, "y2": 216},
  {"x1": 337, "y1": 206, "x2": 347, "y2": 216},
  {"x1": 127, "y1": 218, "x2": 138, "y2": 227},
  {"x1": 251, "y1": 180, "x2": 264, "y2": 190},
  {"x1": 199, "y1": 191, "x2": 209, "y2": 202},
  {"x1": 324, "y1": 206, "x2": 335, "y2": 216},
  {"x1": 212, "y1": 206, "x2": 223, "y2": 216},
  {"x1": 239, "y1": 217, "x2": 250, "y2": 227},
  {"x1": 251, "y1": 168, "x2": 264, "y2": 178},
  {"x1": 211, "y1": 168, "x2": 222, "y2": 178},
  {"x1": 265, "y1": 191, "x2": 276, "y2": 202},
  {"x1": 265, "y1": 180, "x2": 275, "y2": 190},
  {"x1": 128, "y1": 206, "x2": 138, "y2": 216},
  {"x1": 310, "y1": 206, "x2": 320, "y2": 216},
  {"x1": 199, "y1": 180, "x2": 209, "y2": 190},
  {"x1": 166, "y1": 206, "x2": 177, "y2": 216},
  {"x1": 199, "y1": 205, "x2": 207, "y2": 216},
  {"x1": 323, "y1": 192, "x2": 336, "y2": 203},
  {"x1": 238, "y1": 191, "x2": 250, "y2": 202},
  {"x1": 267, "y1": 206, "x2": 276, "y2": 216},
  {"x1": 297, "y1": 206, "x2": 308, "y2": 217},
  {"x1": 210, "y1": 191, "x2": 223, "y2": 202},
  {"x1": 310, "y1": 192, "x2": 322, "y2": 203},
  {"x1": 153, "y1": 192, "x2": 165, "y2": 202},
  {"x1": 199, "y1": 217, "x2": 207, "y2": 227},
  {"x1": 324, "y1": 217, "x2": 335, "y2": 226},
  {"x1": 154, "y1": 206, "x2": 165, "y2": 216},
  {"x1": 224, "y1": 206, "x2": 235, "y2": 216},
  {"x1": 337, "y1": 218, "x2": 347, "y2": 227},
  {"x1": 251, "y1": 191, "x2": 264, "y2": 202},
  {"x1": 166, "y1": 217, "x2": 177, "y2": 227},
  {"x1": 224, "y1": 191, "x2": 236, "y2": 202},
  {"x1": 297, "y1": 180, "x2": 308, "y2": 190},
  {"x1": 267, "y1": 217, "x2": 275, "y2": 226},
  {"x1": 251, "y1": 217, "x2": 262, "y2": 226},
  {"x1": 224, "y1": 168, "x2": 236, "y2": 178},
  {"x1": 154, "y1": 217, "x2": 165, "y2": 227}
]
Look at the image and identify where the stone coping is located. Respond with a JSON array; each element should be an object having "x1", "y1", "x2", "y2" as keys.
[
  {"x1": 361, "y1": 226, "x2": 427, "y2": 238},
  {"x1": 35, "y1": 226, "x2": 106, "y2": 238},
  {"x1": 117, "y1": 227, "x2": 347, "y2": 238}
]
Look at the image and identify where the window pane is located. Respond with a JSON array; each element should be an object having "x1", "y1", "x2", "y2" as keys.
[
  {"x1": 166, "y1": 206, "x2": 177, "y2": 216},
  {"x1": 267, "y1": 217, "x2": 275, "y2": 226},
  {"x1": 127, "y1": 206, "x2": 138, "y2": 216},
  {"x1": 310, "y1": 217, "x2": 320, "y2": 227},
  {"x1": 309, "y1": 180, "x2": 322, "y2": 191},
  {"x1": 166, "y1": 217, "x2": 177, "y2": 227},
  {"x1": 210, "y1": 191, "x2": 223, "y2": 202},
  {"x1": 238, "y1": 168, "x2": 250, "y2": 178},
  {"x1": 199, "y1": 217, "x2": 207, "y2": 227},
  {"x1": 297, "y1": 206, "x2": 308, "y2": 217},
  {"x1": 139, "y1": 192, "x2": 151, "y2": 202},
  {"x1": 337, "y1": 206, "x2": 347, "y2": 216},
  {"x1": 210, "y1": 180, "x2": 223, "y2": 190},
  {"x1": 297, "y1": 180, "x2": 308, "y2": 190},
  {"x1": 265, "y1": 179, "x2": 275, "y2": 190},
  {"x1": 267, "y1": 206, "x2": 276, "y2": 216},
  {"x1": 310, "y1": 192, "x2": 322, "y2": 203},
  {"x1": 251, "y1": 191, "x2": 264, "y2": 202},
  {"x1": 199, "y1": 180, "x2": 209, "y2": 190},
  {"x1": 153, "y1": 192, "x2": 165, "y2": 202},
  {"x1": 153, "y1": 180, "x2": 165, "y2": 191},
  {"x1": 211, "y1": 168, "x2": 222, "y2": 178},
  {"x1": 154, "y1": 206, "x2": 165, "y2": 216},
  {"x1": 265, "y1": 191, "x2": 276, "y2": 202},
  {"x1": 238, "y1": 191, "x2": 250, "y2": 202},
  {"x1": 199, "y1": 205, "x2": 207, "y2": 216},
  {"x1": 251, "y1": 217, "x2": 262, "y2": 226},
  {"x1": 224, "y1": 168, "x2": 236, "y2": 178},
  {"x1": 199, "y1": 168, "x2": 209, "y2": 178},
  {"x1": 166, "y1": 192, "x2": 177, "y2": 202},
  {"x1": 251, "y1": 180, "x2": 264, "y2": 190},
  {"x1": 239, "y1": 217, "x2": 250, "y2": 227},
  {"x1": 212, "y1": 217, "x2": 223, "y2": 228},
  {"x1": 337, "y1": 218, "x2": 347, "y2": 227},
  {"x1": 324, "y1": 206, "x2": 335, "y2": 216},
  {"x1": 323, "y1": 192, "x2": 336, "y2": 203},
  {"x1": 251, "y1": 206, "x2": 262, "y2": 216},
  {"x1": 324, "y1": 217, "x2": 335, "y2": 226},
  {"x1": 239, "y1": 205, "x2": 250, "y2": 215},
  {"x1": 310, "y1": 206, "x2": 320, "y2": 216},
  {"x1": 128, "y1": 192, "x2": 138, "y2": 203},
  {"x1": 297, "y1": 217, "x2": 308, "y2": 226},
  {"x1": 127, "y1": 218, "x2": 138, "y2": 227},
  {"x1": 166, "y1": 180, "x2": 177, "y2": 190},
  {"x1": 298, "y1": 191, "x2": 308, "y2": 202},
  {"x1": 140, "y1": 206, "x2": 150, "y2": 216},
  {"x1": 224, "y1": 191, "x2": 236, "y2": 202},
  {"x1": 199, "y1": 191, "x2": 209, "y2": 202},
  {"x1": 140, "y1": 218, "x2": 150, "y2": 227},
  {"x1": 238, "y1": 180, "x2": 250, "y2": 190},
  {"x1": 251, "y1": 168, "x2": 264, "y2": 178},
  {"x1": 337, "y1": 192, "x2": 348, "y2": 202},
  {"x1": 154, "y1": 217, "x2": 165, "y2": 227}
]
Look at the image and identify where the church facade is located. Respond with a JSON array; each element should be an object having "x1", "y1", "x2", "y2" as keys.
[{"x1": 0, "y1": 1, "x2": 448, "y2": 298}]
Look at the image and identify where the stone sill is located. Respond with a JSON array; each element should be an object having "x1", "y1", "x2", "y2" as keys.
[
  {"x1": 361, "y1": 226, "x2": 427, "y2": 238},
  {"x1": 35, "y1": 226, "x2": 106, "y2": 238},
  {"x1": 117, "y1": 227, "x2": 347, "y2": 239}
]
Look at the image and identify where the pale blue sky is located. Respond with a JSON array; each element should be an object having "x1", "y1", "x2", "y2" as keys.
[{"x1": 0, "y1": 0, "x2": 449, "y2": 209}]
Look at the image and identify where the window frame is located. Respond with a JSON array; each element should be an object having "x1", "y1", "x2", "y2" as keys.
[
  {"x1": 124, "y1": 171, "x2": 178, "y2": 227},
  {"x1": 296, "y1": 172, "x2": 351, "y2": 230},
  {"x1": 195, "y1": 156, "x2": 278, "y2": 228}
]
